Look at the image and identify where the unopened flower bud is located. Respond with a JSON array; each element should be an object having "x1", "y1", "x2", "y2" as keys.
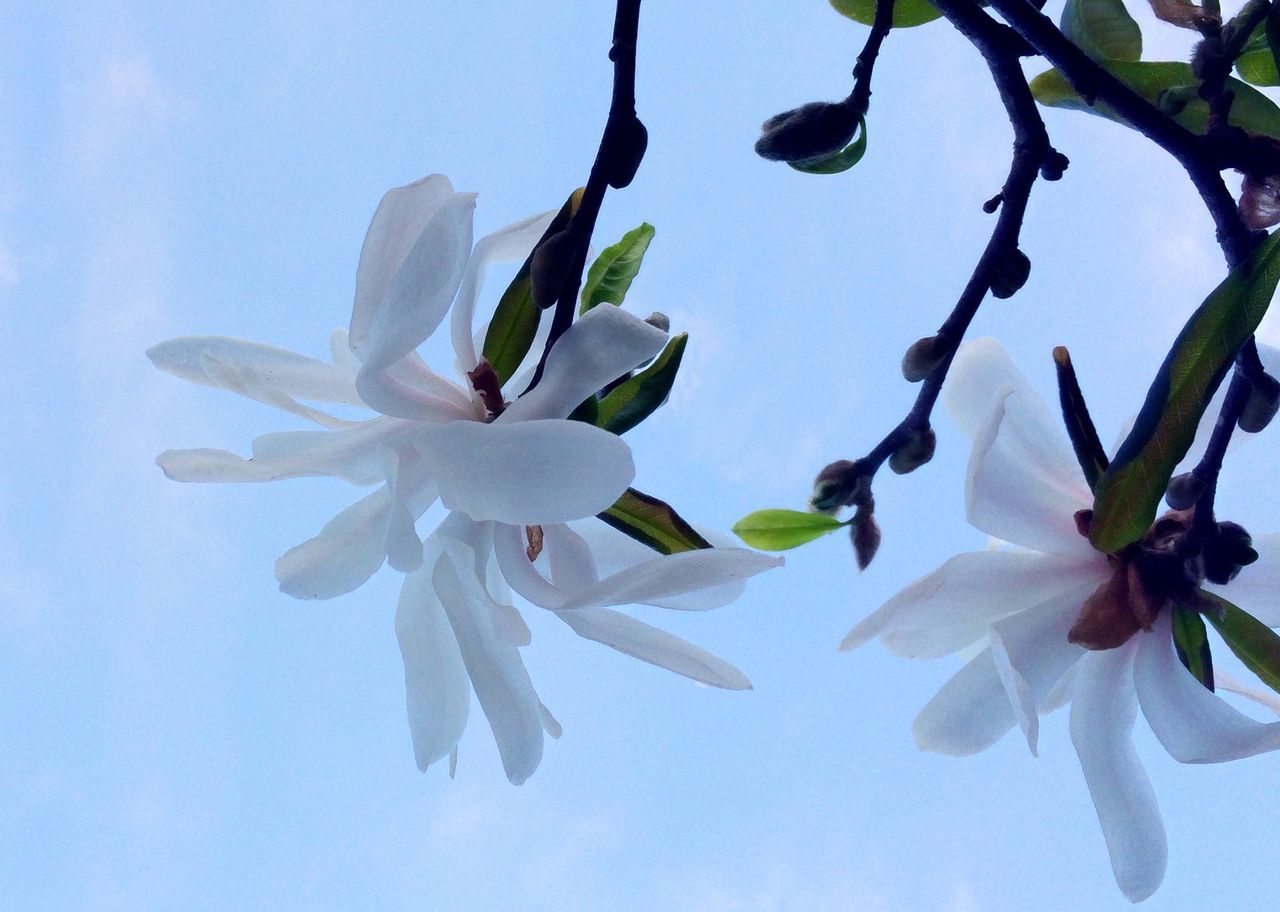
[
  {"x1": 644, "y1": 312, "x2": 670, "y2": 333},
  {"x1": 754, "y1": 100, "x2": 859, "y2": 163},
  {"x1": 901, "y1": 334, "x2": 947, "y2": 383},
  {"x1": 982, "y1": 193, "x2": 1003, "y2": 214},
  {"x1": 990, "y1": 248, "x2": 1031, "y2": 299},
  {"x1": 810, "y1": 459, "x2": 862, "y2": 514},
  {"x1": 607, "y1": 116, "x2": 648, "y2": 189},
  {"x1": 1238, "y1": 372, "x2": 1280, "y2": 433},
  {"x1": 530, "y1": 229, "x2": 575, "y2": 309},
  {"x1": 1040, "y1": 149, "x2": 1069, "y2": 181},
  {"x1": 888, "y1": 426, "x2": 936, "y2": 475},
  {"x1": 851, "y1": 512, "x2": 881, "y2": 570},
  {"x1": 1204, "y1": 520, "x2": 1258, "y2": 584},
  {"x1": 1165, "y1": 471, "x2": 1205, "y2": 510}
]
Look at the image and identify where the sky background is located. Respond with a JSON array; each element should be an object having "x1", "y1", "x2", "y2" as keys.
[{"x1": 4, "y1": 1, "x2": 1280, "y2": 909}]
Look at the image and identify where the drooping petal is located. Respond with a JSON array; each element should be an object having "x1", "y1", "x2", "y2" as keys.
[
  {"x1": 355, "y1": 368, "x2": 477, "y2": 423},
  {"x1": 967, "y1": 386, "x2": 1095, "y2": 556},
  {"x1": 558, "y1": 547, "x2": 783, "y2": 611},
  {"x1": 942, "y1": 336, "x2": 1057, "y2": 441},
  {"x1": 1206, "y1": 532, "x2": 1280, "y2": 625},
  {"x1": 147, "y1": 336, "x2": 361, "y2": 404},
  {"x1": 1217, "y1": 670, "x2": 1280, "y2": 718},
  {"x1": 544, "y1": 524, "x2": 599, "y2": 592},
  {"x1": 351, "y1": 175, "x2": 456, "y2": 352},
  {"x1": 395, "y1": 547, "x2": 471, "y2": 771},
  {"x1": 434, "y1": 525, "x2": 544, "y2": 784},
  {"x1": 499, "y1": 304, "x2": 667, "y2": 422},
  {"x1": 1134, "y1": 613, "x2": 1280, "y2": 763},
  {"x1": 1070, "y1": 643, "x2": 1167, "y2": 903},
  {"x1": 493, "y1": 522, "x2": 567, "y2": 607},
  {"x1": 989, "y1": 626, "x2": 1040, "y2": 757},
  {"x1": 384, "y1": 438, "x2": 439, "y2": 572},
  {"x1": 415, "y1": 419, "x2": 633, "y2": 525},
  {"x1": 275, "y1": 488, "x2": 390, "y2": 599},
  {"x1": 913, "y1": 584, "x2": 1088, "y2": 755},
  {"x1": 352, "y1": 191, "x2": 477, "y2": 373},
  {"x1": 556, "y1": 606, "x2": 752, "y2": 690},
  {"x1": 842, "y1": 550, "x2": 1101, "y2": 658},
  {"x1": 451, "y1": 209, "x2": 557, "y2": 372}
]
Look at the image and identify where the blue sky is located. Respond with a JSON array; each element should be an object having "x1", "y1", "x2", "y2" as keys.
[{"x1": 5, "y1": 1, "x2": 1280, "y2": 909}]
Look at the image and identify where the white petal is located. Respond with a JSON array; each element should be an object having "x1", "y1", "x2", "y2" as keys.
[
  {"x1": 395, "y1": 550, "x2": 471, "y2": 771},
  {"x1": 990, "y1": 626, "x2": 1040, "y2": 756},
  {"x1": 1206, "y1": 533, "x2": 1280, "y2": 625},
  {"x1": 544, "y1": 524, "x2": 599, "y2": 591},
  {"x1": 967, "y1": 387, "x2": 1094, "y2": 556},
  {"x1": 416, "y1": 419, "x2": 633, "y2": 524},
  {"x1": 384, "y1": 438, "x2": 439, "y2": 572},
  {"x1": 355, "y1": 368, "x2": 476, "y2": 422},
  {"x1": 1217, "y1": 671, "x2": 1280, "y2": 718},
  {"x1": 942, "y1": 336, "x2": 1054, "y2": 440},
  {"x1": 842, "y1": 550, "x2": 1100, "y2": 658},
  {"x1": 499, "y1": 304, "x2": 667, "y2": 422},
  {"x1": 1071, "y1": 643, "x2": 1167, "y2": 903},
  {"x1": 556, "y1": 606, "x2": 752, "y2": 689},
  {"x1": 1134, "y1": 613, "x2": 1280, "y2": 763},
  {"x1": 351, "y1": 175, "x2": 456, "y2": 352},
  {"x1": 1041, "y1": 662, "x2": 1078, "y2": 714},
  {"x1": 147, "y1": 336, "x2": 360, "y2": 404},
  {"x1": 539, "y1": 702, "x2": 563, "y2": 739},
  {"x1": 353, "y1": 191, "x2": 477, "y2": 373},
  {"x1": 275, "y1": 488, "x2": 390, "y2": 599},
  {"x1": 452, "y1": 210, "x2": 557, "y2": 372},
  {"x1": 493, "y1": 522, "x2": 568, "y2": 608},
  {"x1": 434, "y1": 528, "x2": 544, "y2": 784},
  {"x1": 558, "y1": 547, "x2": 782, "y2": 611},
  {"x1": 913, "y1": 584, "x2": 1088, "y2": 755},
  {"x1": 491, "y1": 602, "x2": 532, "y2": 647}
]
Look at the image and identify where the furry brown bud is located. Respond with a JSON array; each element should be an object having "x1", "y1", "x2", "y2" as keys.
[
  {"x1": 851, "y1": 513, "x2": 881, "y2": 570},
  {"x1": 901, "y1": 334, "x2": 946, "y2": 383},
  {"x1": 1040, "y1": 149, "x2": 1069, "y2": 181},
  {"x1": 990, "y1": 248, "x2": 1031, "y2": 299},
  {"x1": 1238, "y1": 372, "x2": 1280, "y2": 433},
  {"x1": 811, "y1": 459, "x2": 863, "y2": 514},
  {"x1": 1165, "y1": 471, "x2": 1205, "y2": 510},
  {"x1": 607, "y1": 116, "x2": 648, "y2": 189},
  {"x1": 888, "y1": 427, "x2": 936, "y2": 475},
  {"x1": 755, "y1": 101, "x2": 859, "y2": 163},
  {"x1": 644, "y1": 312, "x2": 670, "y2": 333}
]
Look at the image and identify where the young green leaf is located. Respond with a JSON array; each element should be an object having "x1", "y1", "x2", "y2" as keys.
[
  {"x1": 788, "y1": 118, "x2": 869, "y2": 175},
  {"x1": 829, "y1": 0, "x2": 941, "y2": 28},
  {"x1": 1089, "y1": 232, "x2": 1280, "y2": 553},
  {"x1": 596, "y1": 333, "x2": 687, "y2": 435},
  {"x1": 1203, "y1": 592, "x2": 1280, "y2": 695},
  {"x1": 1060, "y1": 0, "x2": 1141, "y2": 63},
  {"x1": 580, "y1": 223, "x2": 655, "y2": 314},
  {"x1": 598, "y1": 487, "x2": 712, "y2": 555},
  {"x1": 1053, "y1": 346, "x2": 1109, "y2": 491},
  {"x1": 1030, "y1": 62, "x2": 1280, "y2": 141},
  {"x1": 733, "y1": 509, "x2": 848, "y2": 551},
  {"x1": 482, "y1": 188, "x2": 584, "y2": 382},
  {"x1": 1171, "y1": 604, "x2": 1215, "y2": 691}
]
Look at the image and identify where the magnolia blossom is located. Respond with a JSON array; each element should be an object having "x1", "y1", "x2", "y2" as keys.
[
  {"x1": 150, "y1": 175, "x2": 780, "y2": 783},
  {"x1": 843, "y1": 338, "x2": 1280, "y2": 902}
]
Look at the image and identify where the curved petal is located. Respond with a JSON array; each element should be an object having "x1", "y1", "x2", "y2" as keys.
[
  {"x1": 355, "y1": 368, "x2": 476, "y2": 423},
  {"x1": 556, "y1": 607, "x2": 752, "y2": 690},
  {"x1": 351, "y1": 175, "x2": 456, "y2": 351},
  {"x1": 544, "y1": 524, "x2": 599, "y2": 591},
  {"x1": 1070, "y1": 643, "x2": 1167, "y2": 903},
  {"x1": 147, "y1": 336, "x2": 361, "y2": 404},
  {"x1": 842, "y1": 550, "x2": 1101, "y2": 658},
  {"x1": 967, "y1": 387, "x2": 1094, "y2": 556},
  {"x1": 499, "y1": 304, "x2": 667, "y2": 422},
  {"x1": 353, "y1": 191, "x2": 477, "y2": 373},
  {"x1": 451, "y1": 209, "x2": 557, "y2": 371},
  {"x1": 558, "y1": 548, "x2": 782, "y2": 611},
  {"x1": 1206, "y1": 532, "x2": 1280, "y2": 625},
  {"x1": 990, "y1": 626, "x2": 1039, "y2": 757},
  {"x1": 384, "y1": 438, "x2": 439, "y2": 572},
  {"x1": 942, "y1": 336, "x2": 1055, "y2": 441},
  {"x1": 1134, "y1": 613, "x2": 1280, "y2": 763},
  {"x1": 275, "y1": 488, "x2": 390, "y2": 599},
  {"x1": 416, "y1": 419, "x2": 633, "y2": 525},
  {"x1": 912, "y1": 584, "x2": 1088, "y2": 755},
  {"x1": 395, "y1": 548, "x2": 471, "y2": 771},
  {"x1": 1217, "y1": 670, "x2": 1280, "y2": 718}
]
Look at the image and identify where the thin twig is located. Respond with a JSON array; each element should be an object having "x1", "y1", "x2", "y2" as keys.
[{"x1": 846, "y1": 0, "x2": 896, "y2": 118}]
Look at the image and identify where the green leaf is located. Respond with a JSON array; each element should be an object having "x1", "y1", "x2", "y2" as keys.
[
  {"x1": 1089, "y1": 232, "x2": 1280, "y2": 553},
  {"x1": 482, "y1": 188, "x2": 583, "y2": 383},
  {"x1": 579, "y1": 223, "x2": 655, "y2": 314},
  {"x1": 596, "y1": 333, "x2": 687, "y2": 435},
  {"x1": 1236, "y1": 48, "x2": 1280, "y2": 86},
  {"x1": 1203, "y1": 591, "x2": 1280, "y2": 695},
  {"x1": 829, "y1": 0, "x2": 941, "y2": 28},
  {"x1": 1060, "y1": 0, "x2": 1142, "y2": 62},
  {"x1": 1053, "y1": 346, "x2": 1109, "y2": 491},
  {"x1": 788, "y1": 118, "x2": 868, "y2": 175},
  {"x1": 732, "y1": 509, "x2": 847, "y2": 551},
  {"x1": 1030, "y1": 61, "x2": 1280, "y2": 141},
  {"x1": 1172, "y1": 604, "x2": 1215, "y2": 691},
  {"x1": 598, "y1": 487, "x2": 712, "y2": 555}
]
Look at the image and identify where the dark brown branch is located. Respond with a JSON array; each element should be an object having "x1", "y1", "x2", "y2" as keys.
[{"x1": 846, "y1": 0, "x2": 896, "y2": 119}]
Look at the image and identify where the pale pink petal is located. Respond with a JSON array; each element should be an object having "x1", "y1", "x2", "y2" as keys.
[
  {"x1": 942, "y1": 336, "x2": 1056, "y2": 440},
  {"x1": 147, "y1": 336, "x2": 361, "y2": 404},
  {"x1": 1070, "y1": 643, "x2": 1167, "y2": 903},
  {"x1": 556, "y1": 606, "x2": 752, "y2": 690},
  {"x1": 1134, "y1": 614, "x2": 1280, "y2": 762},
  {"x1": 355, "y1": 368, "x2": 477, "y2": 422},
  {"x1": 415, "y1": 419, "x2": 633, "y2": 524},
  {"x1": 395, "y1": 548, "x2": 471, "y2": 771},
  {"x1": 499, "y1": 305, "x2": 667, "y2": 422},
  {"x1": 1205, "y1": 533, "x2": 1280, "y2": 625},
  {"x1": 275, "y1": 488, "x2": 390, "y2": 599}
]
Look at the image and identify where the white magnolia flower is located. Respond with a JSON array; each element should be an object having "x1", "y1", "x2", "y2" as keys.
[
  {"x1": 842, "y1": 337, "x2": 1280, "y2": 902},
  {"x1": 151, "y1": 175, "x2": 780, "y2": 783}
]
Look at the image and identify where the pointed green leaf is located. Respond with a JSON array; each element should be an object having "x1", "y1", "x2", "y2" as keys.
[
  {"x1": 1203, "y1": 591, "x2": 1280, "y2": 695},
  {"x1": 1061, "y1": 0, "x2": 1141, "y2": 62},
  {"x1": 829, "y1": 0, "x2": 941, "y2": 28},
  {"x1": 1172, "y1": 604, "x2": 1215, "y2": 691},
  {"x1": 595, "y1": 333, "x2": 687, "y2": 435},
  {"x1": 732, "y1": 509, "x2": 848, "y2": 551},
  {"x1": 1053, "y1": 346, "x2": 1109, "y2": 491},
  {"x1": 482, "y1": 188, "x2": 584, "y2": 383},
  {"x1": 1089, "y1": 232, "x2": 1280, "y2": 553},
  {"x1": 598, "y1": 487, "x2": 712, "y2": 555},
  {"x1": 579, "y1": 223, "x2": 655, "y2": 314},
  {"x1": 788, "y1": 118, "x2": 868, "y2": 175},
  {"x1": 1030, "y1": 61, "x2": 1280, "y2": 141}
]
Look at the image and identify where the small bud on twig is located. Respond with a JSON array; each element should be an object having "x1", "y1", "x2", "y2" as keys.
[
  {"x1": 755, "y1": 100, "x2": 860, "y2": 163},
  {"x1": 851, "y1": 512, "x2": 881, "y2": 570},
  {"x1": 1040, "y1": 149, "x2": 1069, "y2": 182},
  {"x1": 888, "y1": 426, "x2": 937, "y2": 475},
  {"x1": 1204, "y1": 520, "x2": 1258, "y2": 584},
  {"x1": 982, "y1": 193, "x2": 1003, "y2": 214},
  {"x1": 810, "y1": 459, "x2": 864, "y2": 514},
  {"x1": 990, "y1": 248, "x2": 1031, "y2": 299},
  {"x1": 1165, "y1": 471, "x2": 1205, "y2": 510},
  {"x1": 1238, "y1": 371, "x2": 1280, "y2": 432},
  {"x1": 901, "y1": 334, "x2": 947, "y2": 383},
  {"x1": 607, "y1": 115, "x2": 648, "y2": 189},
  {"x1": 530, "y1": 229, "x2": 575, "y2": 310},
  {"x1": 644, "y1": 311, "x2": 670, "y2": 333}
]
